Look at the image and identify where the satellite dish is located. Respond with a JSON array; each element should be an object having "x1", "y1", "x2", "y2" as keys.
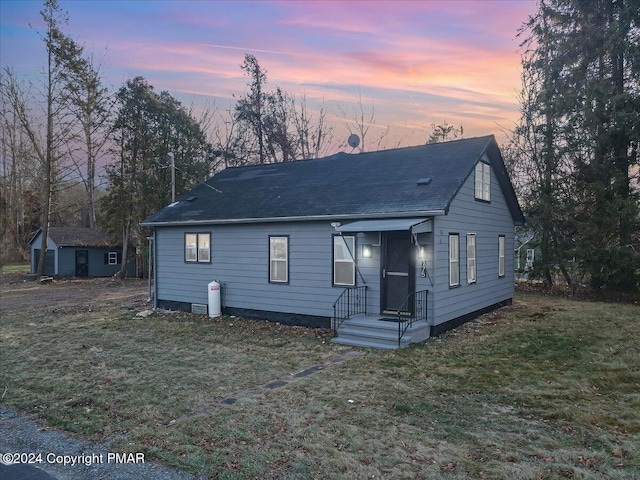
[{"x1": 348, "y1": 134, "x2": 360, "y2": 149}]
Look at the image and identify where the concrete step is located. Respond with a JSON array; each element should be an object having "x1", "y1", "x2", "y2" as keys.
[
  {"x1": 342, "y1": 317, "x2": 402, "y2": 331},
  {"x1": 331, "y1": 336, "x2": 399, "y2": 350},
  {"x1": 334, "y1": 325, "x2": 404, "y2": 349},
  {"x1": 333, "y1": 316, "x2": 430, "y2": 349},
  {"x1": 336, "y1": 332, "x2": 401, "y2": 349}
]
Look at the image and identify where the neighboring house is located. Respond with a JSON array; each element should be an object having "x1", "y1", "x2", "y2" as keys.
[
  {"x1": 141, "y1": 135, "x2": 524, "y2": 348},
  {"x1": 28, "y1": 227, "x2": 134, "y2": 278},
  {"x1": 514, "y1": 227, "x2": 537, "y2": 272}
]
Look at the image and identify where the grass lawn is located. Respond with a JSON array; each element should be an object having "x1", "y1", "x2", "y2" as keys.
[
  {"x1": 0, "y1": 263, "x2": 29, "y2": 274},
  {"x1": 1, "y1": 285, "x2": 638, "y2": 479}
]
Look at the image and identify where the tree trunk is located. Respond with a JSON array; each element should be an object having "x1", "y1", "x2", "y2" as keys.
[
  {"x1": 119, "y1": 218, "x2": 130, "y2": 279},
  {"x1": 36, "y1": 28, "x2": 56, "y2": 281},
  {"x1": 85, "y1": 122, "x2": 96, "y2": 228}
]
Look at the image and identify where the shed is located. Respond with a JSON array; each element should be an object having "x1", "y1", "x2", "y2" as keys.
[{"x1": 28, "y1": 227, "x2": 134, "y2": 278}]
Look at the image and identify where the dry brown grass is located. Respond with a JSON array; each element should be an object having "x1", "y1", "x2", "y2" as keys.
[{"x1": 1, "y1": 278, "x2": 638, "y2": 478}]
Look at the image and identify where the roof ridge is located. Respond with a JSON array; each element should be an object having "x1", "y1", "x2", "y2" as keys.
[{"x1": 219, "y1": 135, "x2": 496, "y2": 174}]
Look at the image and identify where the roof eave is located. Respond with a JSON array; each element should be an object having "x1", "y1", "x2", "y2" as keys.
[{"x1": 140, "y1": 210, "x2": 447, "y2": 228}]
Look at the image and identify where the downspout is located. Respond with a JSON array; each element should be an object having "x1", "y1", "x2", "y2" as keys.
[{"x1": 146, "y1": 233, "x2": 155, "y2": 306}]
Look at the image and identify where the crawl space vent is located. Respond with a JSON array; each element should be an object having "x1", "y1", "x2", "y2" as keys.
[{"x1": 191, "y1": 303, "x2": 208, "y2": 315}]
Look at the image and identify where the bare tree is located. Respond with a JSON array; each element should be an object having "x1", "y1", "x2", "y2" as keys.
[
  {"x1": 0, "y1": 76, "x2": 39, "y2": 263},
  {"x1": 235, "y1": 54, "x2": 269, "y2": 164},
  {"x1": 2, "y1": 0, "x2": 78, "y2": 279},
  {"x1": 289, "y1": 92, "x2": 334, "y2": 159},
  {"x1": 338, "y1": 92, "x2": 390, "y2": 152},
  {"x1": 209, "y1": 105, "x2": 254, "y2": 170},
  {"x1": 58, "y1": 48, "x2": 114, "y2": 228},
  {"x1": 1, "y1": 65, "x2": 74, "y2": 278}
]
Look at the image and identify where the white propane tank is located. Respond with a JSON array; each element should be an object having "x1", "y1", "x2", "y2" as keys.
[{"x1": 207, "y1": 279, "x2": 221, "y2": 317}]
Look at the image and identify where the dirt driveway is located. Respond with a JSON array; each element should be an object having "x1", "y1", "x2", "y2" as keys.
[{"x1": 0, "y1": 274, "x2": 149, "y2": 318}]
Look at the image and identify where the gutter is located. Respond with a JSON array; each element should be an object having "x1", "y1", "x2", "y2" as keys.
[{"x1": 140, "y1": 210, "x2": 447, "y2": 228}]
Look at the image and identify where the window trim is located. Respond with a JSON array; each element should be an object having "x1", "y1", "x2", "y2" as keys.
[
  {"x1": 449, "y1": 233, "x2": 460, "y2": 287},
  {"x1": 184, "y1": 232, "x2": 211, "y2": 264},
  {"x1": 108, "y1": 251, "x2": 118, "y2": 265},
  {"x1": 467, "y1": 233, "x2": 476, "y2": 284},
  {"x1": 498, "y1": 235, "x2": 505, "y2": 278},
  {"x1": 332, "y1": 234, "x2": 356, "y2": 287},
  {"x1": 269, "y1": 235, "x2": 289, "y2": 284},
  {"x1": 474, "y1": 162, "x2": 491, "y2": 202}
]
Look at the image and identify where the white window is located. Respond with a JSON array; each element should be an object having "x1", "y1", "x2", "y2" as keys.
[
  {"x1": 449, "y1": 234, "x2": 460, "y2": 287},
  {"x1": 498, "y1": 235, "x2": 505, "y2": 277},
  {"x1": 198, "y1": 234, "x2": 210, "y2": 263},
  {"x1": 185, "y1": 233, "x2": 210, "y2": 263},
  {"x1": 108, "y1": 251, "x2": 118, "y2": 265},
  {"x1": 467, "y1": 234, "x2": 476, "y2": 284},
  {"x1": 475, "y1": 162, "x2": 491, "y2": 201},
  {"x1": 269, "y1": 236, "x2": 288, "y2": 283},
  {"x1": 185, "y1": 234, "x2": 197, "y2": 262},
  {"x1": 333, "y1": 236, "x2": 355, "y2": 286}
]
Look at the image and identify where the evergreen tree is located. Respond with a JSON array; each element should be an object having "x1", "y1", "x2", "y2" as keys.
[
  {"x1": 515, "y1": 0, "x2": 640, "y2": 292},
  {"x1": 102, "y1": 77, "x2": 212, "y2": 278}
]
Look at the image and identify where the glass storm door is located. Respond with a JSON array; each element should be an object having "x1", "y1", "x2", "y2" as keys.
[{"x1": 381, "y1": 233, "x2": 413, "y2": 314}]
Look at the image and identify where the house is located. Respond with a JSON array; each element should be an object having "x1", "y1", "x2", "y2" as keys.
[
  {"x1": 141, "y1": 135, "x2": 524, "y2": 348},
  {"x1": 28, "y1": 227, "x2": 134, "y2": 278},
  {"x1": 514, "y1": 226, "x2": 537, "y2": 272}
]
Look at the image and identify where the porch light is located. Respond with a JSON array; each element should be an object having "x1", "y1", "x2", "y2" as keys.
[{"x1": 362, "y1": 244, "x2": 373, "y2": 259}]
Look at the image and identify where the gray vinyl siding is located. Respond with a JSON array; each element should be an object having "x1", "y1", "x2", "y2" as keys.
[
  {"x1": 30, "y1": 232, "x2": 56, "y2": 275},
  {"x1": 154, "y1": 162, "x2": 516, "y2": 325},
  {"x1": 356, "y1": 231, "x2": 382, "y2": 314},
  {"x1": 57, "y1": 248, "x2": 76, "y2": 276},
  {"x1": 414, "y1": 231, "x2": 436, "y2": 326},
  {"x1": 45, "y1": 247, "x2": 128, "y2": 277},
  {"x1": 57, "y1": 247, "x2": 127, "y2": 277},
  {"x1": 431, "y1": 163, "x2": 515, "y2": 326},
  {"x1": 155, "y1": 221, "x2": 380, "y2": 317}
]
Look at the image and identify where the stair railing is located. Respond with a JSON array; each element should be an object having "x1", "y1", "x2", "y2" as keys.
[
  {"x1": 397, "y1": 289, "x2": 428, "y2": 346},
  {"x1": 332, "y1": 286, "x2": 367, "y2": 333}
]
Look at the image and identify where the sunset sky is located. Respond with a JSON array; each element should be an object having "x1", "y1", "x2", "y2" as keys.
[{"x1": 0, "y1": 0, "x2": 537, "y2": 150}]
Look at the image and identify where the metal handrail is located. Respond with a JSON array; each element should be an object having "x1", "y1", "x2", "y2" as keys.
[
  {"x1": 332, "y1": 286, "x2": 367, "y2": 332},
  {"x1": 397, "y1": 289, "x2": 428, "y2": 346}
]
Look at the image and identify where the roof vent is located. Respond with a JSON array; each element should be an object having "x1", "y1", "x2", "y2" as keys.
[{"x1": 417, "y1": 177, "x2": 432, "y2": 186}]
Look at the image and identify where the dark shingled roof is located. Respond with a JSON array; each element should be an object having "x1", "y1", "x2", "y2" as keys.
[
  {"x1": 29, "y1": 227, "x2": 117, "y2": 247},
  {"x1": 141, "y1": 135, "x2": 524, "y2": 226}
]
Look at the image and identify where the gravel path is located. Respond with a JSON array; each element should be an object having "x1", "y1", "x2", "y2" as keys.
[{"x1": 0, "y1": 406, "x2": 203, "y2": 480}]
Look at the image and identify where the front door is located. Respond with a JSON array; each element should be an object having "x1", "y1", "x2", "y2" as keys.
[
  {"x1": 75, "y1": 250, "x2": 89, "y2": 277},
  {"x1": 381, "y1": 232, "x2": 414, "y2": 314}
]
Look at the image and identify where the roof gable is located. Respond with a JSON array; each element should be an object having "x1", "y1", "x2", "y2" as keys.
[{"x1": 142, "y1": 135, "x2": 524, "y2": 226}]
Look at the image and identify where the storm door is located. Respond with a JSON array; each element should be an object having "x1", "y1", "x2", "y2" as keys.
[
  {"x1": 381, "y1": 232, "x2": 414, "y2": 314},
  {"x1": 75, "y1": 250, "x2": 89, "y2": 277}
]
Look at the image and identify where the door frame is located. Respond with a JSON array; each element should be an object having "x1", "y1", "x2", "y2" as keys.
[{"x1": 380, "y1": 231, "x2": 415, "y2": 315}]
